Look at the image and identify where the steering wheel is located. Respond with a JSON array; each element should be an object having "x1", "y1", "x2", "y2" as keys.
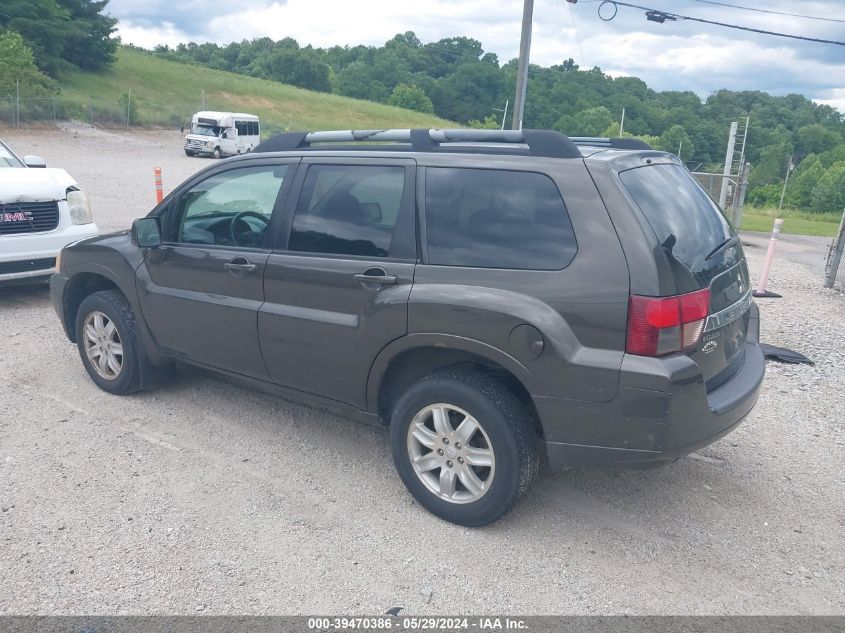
[{"x1": 229, "y1": 211, "x2": 270, "y2": 246}]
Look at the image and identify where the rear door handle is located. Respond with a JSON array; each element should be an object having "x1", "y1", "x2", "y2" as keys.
[
  {"x1": 354, "y1": 267, "x2": 398, "y2": 286},
  {"x1": 224, "y1": 256, "x2": 257, "y2": 277}
]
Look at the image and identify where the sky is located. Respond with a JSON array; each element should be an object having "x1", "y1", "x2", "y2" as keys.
[{"x1": 108, "y1": 0, "x2": 845, "y2": 113}]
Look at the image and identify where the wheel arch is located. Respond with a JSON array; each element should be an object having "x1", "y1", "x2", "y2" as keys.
[
  {"x1": 368, "y1": 335, "x2": 543, "y2": 438},
  {"x1": 62, "y1": 270, "x2": 125, "y2": 343}
]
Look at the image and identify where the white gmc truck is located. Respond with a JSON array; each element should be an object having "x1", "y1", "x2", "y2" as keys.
[{"x1": 0, "y1": 139, "x2": 97, "y2": 284}]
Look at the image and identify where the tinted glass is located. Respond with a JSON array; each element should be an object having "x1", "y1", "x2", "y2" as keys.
[
  {"x1": 173, "y1": 165, "x2": 287, "y2": 247},
  {"x1": 424, "y1": 168, "x2": 577, "y2": 270},
  {"x1": 619, "y1": 165, "x2": 733, "y2": 279},
  {"x1": 288, "y1": 165, "x2": 405, "y2": 257}
]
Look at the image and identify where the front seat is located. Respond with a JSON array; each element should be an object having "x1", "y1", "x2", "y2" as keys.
[{"x1": 322, "y1": 193, "x2": 366, "y2": 225}]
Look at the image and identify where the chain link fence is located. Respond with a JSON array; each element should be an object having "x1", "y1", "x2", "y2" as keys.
[{"x1": 0, "y1": 95, "x2": 189, "y2": 129}]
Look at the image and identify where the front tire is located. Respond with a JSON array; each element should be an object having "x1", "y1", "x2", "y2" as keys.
[
  {"x1": 75, "y1": 290, "x2": 142, "y2": 395},
  {"x1": 184, "y1": 149, "x2": 195, "y2": 157},
  {"x1": 389, "y1": 369, "x2": 540, "y2": 526},
  {"x1": 212, "y1": 147, "x2": 221, "y2": 159}
]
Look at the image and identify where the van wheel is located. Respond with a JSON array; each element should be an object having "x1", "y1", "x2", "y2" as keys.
[
  {"x1": 389, "y1": 369, "x2": 540, "y2": 526},
  {"x1": 184, "y1": 150, "x2": 195, "y2": 157},
  {"x1": 75, "y1": 290, "x2": 142, "y2": 395},
  {"x1": 212, "y1": 147, "x2": 221, "y2": 159}
]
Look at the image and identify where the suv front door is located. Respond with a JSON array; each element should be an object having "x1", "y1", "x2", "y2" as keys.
[
  {"x1": 136, "y1": 160, "x2": 296, "y2": 378},
  {"x1": 259, "y1": 158, "x2": 417, "y2": 407}
]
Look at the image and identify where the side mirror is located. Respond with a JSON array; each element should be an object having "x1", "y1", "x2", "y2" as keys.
[
  {"x1": 131, "y1": 217, "x2": 162, "y2": 248},
  {"x1": 221, "y1": 130, "x2": 229, "y2": 139},
  {"x1": 24, "y1": 155, "x2": 46, "y2": 168}
]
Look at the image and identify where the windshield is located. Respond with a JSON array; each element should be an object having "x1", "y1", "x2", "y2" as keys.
[
  {"x1": 192, "y1": 126, "x2": 220, "y2": 137},
  {"x1": 0, "y1": 142, "x2": 24, "y2": 168}
]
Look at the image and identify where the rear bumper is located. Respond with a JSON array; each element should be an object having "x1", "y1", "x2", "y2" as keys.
[{"x1": 538, "y1": 303, "x2": 765, "y2": 469}]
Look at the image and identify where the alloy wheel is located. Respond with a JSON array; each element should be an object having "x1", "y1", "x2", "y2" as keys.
[
  {"x1": 82, "y1": 311, "x2": 124, "y2": 380},
  {"x1": 406, "y1": 403, "x2": 496, "y2": 504}
]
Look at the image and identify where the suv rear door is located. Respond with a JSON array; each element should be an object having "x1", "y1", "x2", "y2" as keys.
[
  {"x1": 618, "y1": 163, "x2": 751, "y2": 389},
  {"x1": 258, "y1": 157, "x2": 417, "y2": 407}
]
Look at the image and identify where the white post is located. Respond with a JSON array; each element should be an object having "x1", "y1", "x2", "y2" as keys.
[
  {"x1": 719, "y1": 121, "x2": 738, "y2": 210},
  {"x1": 15, "y1": 78, "x2": 20, "y2": 129},
  {"x1": 500, "y1": 99, "x2": 509, "y2": 130},
  {"x1": 778, "y1": 155, "x2": 794, "y2": 212},
  {"x1": 619, "y1": 107, "x2": 625, "y2": 136},
  {"x1": 754, "y1": 219, "x2": 784, "y2": 298}
]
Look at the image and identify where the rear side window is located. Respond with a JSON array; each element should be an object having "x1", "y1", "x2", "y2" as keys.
[
  {"x1": 619, "y1": 165, "x2": 732, "y2": 273},
  {"x1": 288, "y1": 165, "x2": 405, "y2": 257},
  {"x1": 424, "y1": 168, "x2": 577, "y2": 270}
]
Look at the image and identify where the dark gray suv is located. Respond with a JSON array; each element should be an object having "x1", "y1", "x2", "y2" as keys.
[{"x1": 50, "y1": 129, "x2": 764, "y2": 526}]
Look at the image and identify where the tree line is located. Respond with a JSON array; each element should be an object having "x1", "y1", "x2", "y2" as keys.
[
  {"x1": 0, "y1": 2, "x2": 842, "y2": 213},
  {"x1": 151, "y1": 32, "x2": 845, "y2": 213}
]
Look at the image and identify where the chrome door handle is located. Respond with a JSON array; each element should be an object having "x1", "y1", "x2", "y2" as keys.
[
  {"x1": 224, "y1": 256, "x2": 257, "y2": 277},
  {"x1": 354, "y1": 267, "x2": 398, "y2": 286}
]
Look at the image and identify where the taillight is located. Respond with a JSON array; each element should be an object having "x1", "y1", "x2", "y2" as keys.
[{"x1": 626, "y1": 288, "x2": 711, "y2": 356}]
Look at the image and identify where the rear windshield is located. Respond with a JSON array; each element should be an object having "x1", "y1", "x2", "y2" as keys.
[{"x1": 619, "y1": 164, "x2": 732, "y2": 274}]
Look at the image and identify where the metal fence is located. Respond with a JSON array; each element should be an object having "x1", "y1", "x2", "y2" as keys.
[
  {"x1": 0, "y1": 95, "x2": 191, "y2": 129},
  {"x1": 692, "y1": 163, "x2": 750, "y2": 228}
]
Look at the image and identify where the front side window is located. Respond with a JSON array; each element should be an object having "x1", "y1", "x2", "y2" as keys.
[
  {"x1": 288, "y1": 165, "x2": 405, "y2": 257},
  {"x1": 171, "y1": 165, "x2": 287, "y2": 248},
  {"x1": 424, "y1": 167, "x2": 577, "y2": 270}
]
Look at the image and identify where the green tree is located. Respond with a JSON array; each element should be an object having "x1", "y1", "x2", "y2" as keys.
[
  {"x1": 811, "y1": 162, "x2": 845, "y2": 213},
  {"x1": 0, "y1": 0, "x2": 117, "y2": 75},
  {"x1": 56, "y1": 0, "x2": 118, "y2": 71},
  {"x1": 0, "y1": 31, "x2": 56, "y2": 96},
  {"x1": 750, "y1": 142, "x2": 793, "y2": 188},
  {"x1": 786, "y1": 155, "x2": 825, "y2": 209},
  {"x1": 387, "y1": 83, "x2": 434, "y2": 114},
  {"x1": 795, "y1": 123, "x2": 841, "y2": 157},
  {"x1": 656, "y1": 124, "x2": 695, "y2": 162},
  {"x1": 467, "y1": 115, "x2": 500, "y2": 129},
  {"x1": 571, "y1": 106, "x2": 614, "y2": 136}
]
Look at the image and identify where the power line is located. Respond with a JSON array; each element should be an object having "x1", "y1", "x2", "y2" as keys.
[
  {"x1": 685, "y1": 0, "x2": 845, "y2": 24},
  {"x1": 591, "y1": 1, "x2": 845, "y2": 46}
]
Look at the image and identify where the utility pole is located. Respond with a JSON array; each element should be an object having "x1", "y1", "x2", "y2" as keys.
[
  {"x1": 778, "y1": 155, "x2": 794, "y2": 212},
  {"x1": 511, "y1": 0, "x2": 534, "y2": 130},
  {"x1": 719, "y1": 121, "x2": 738, "y2": 210},
  {"x1": 493, "y1": 99, "x2": 509, "y2": 130}
]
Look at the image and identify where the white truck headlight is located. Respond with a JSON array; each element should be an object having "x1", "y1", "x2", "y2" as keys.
[{"x1": 67, "y1": 190, "x2": 94, "y2": 225}]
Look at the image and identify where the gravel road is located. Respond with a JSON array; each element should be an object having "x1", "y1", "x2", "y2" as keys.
[{"x1": 1, "y1": 126, "x2": 843, "y2": 615}]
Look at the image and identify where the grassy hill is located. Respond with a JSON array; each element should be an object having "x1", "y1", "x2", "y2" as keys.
[{"x1": 60, "y1": 47, "x2": 453, "y2": 132}]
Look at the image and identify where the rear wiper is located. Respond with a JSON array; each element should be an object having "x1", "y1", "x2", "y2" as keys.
[{"x1": 705, "y1": 235, "x2": 739, "y2": 261}]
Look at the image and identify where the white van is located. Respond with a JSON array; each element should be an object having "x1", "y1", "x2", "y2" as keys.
[{"x1": 184, "y1": 111, "x2": 260, "y2": 159}]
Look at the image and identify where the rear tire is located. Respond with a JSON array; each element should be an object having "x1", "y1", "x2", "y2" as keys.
[
  {"x1": 75, "y1": 290, "x2": 142, "y2": 395},
  {"x1": 389, "y1": 369, "x2": 540, "y2": 526}
]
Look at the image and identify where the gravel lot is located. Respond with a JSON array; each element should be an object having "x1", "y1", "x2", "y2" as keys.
[{"x1": 1, "y1": 126, "x2": 843, "y2": 615}]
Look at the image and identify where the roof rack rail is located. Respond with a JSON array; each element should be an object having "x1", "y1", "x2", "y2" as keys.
[
  {"x1": 569, "y1": 137, "x2": 653, "y2": 150},
  {"x1": 254, "y1": 128, "x2": 583, "y2": 159}
]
